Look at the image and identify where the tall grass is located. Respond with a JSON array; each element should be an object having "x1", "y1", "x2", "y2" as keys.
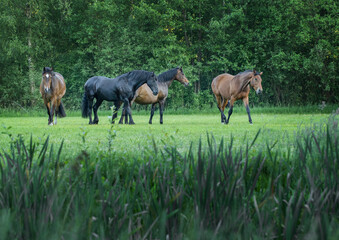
[{"x1": 0, "y1": 114, "x2": 338, "y2": 239}]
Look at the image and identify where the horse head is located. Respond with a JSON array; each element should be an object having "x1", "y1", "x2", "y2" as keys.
[
  {"x1": 42, "y1": 67, "x2": 55, "y2": 94},
  {"x1": 250, "y1": 69, "x2": 263, "y2": 94},
  {"x1": 146, "y1": 72, "x2": 159, "y2": 96},
  {"x1": 176, "y1": 67, "x2": 189, "y2": 86}
]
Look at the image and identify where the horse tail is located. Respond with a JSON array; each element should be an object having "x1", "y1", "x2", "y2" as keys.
[
  {"x1": 81, "y1": 92, "x2": 89, "y2": 118},
  {"x1": 58, "y1": 102, "x2": 66, "y2": 118}
]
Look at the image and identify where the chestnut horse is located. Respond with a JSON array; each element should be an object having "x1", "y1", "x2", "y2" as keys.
[
  {"x1": 119, "y1": 67, "x2": 189, "y2": 124},
  {"x1": 211, "y1": 69, "x2": 263, "y2": 124},
  {"x1": 40, "y1": 67, "x2": 66, "y2": 125}
]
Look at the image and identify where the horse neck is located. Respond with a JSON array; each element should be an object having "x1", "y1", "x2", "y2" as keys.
[
  {"x1": 132, "y1": 74, "x2": 149, "y2": 92},
  {"x1": 133, "y1": 80, "x2": 146, "y2": 92},
  {"x1": 164, "y1": 78, "x2": 174, "y2": 88},
  {"x1": 158, "y1": 69, "x2": 177, "y2": 87},
  {"x1": 232, "y1": 72, "x2": 253, "y2": 93},
  {"x1": 243, "y1": 72, "x2": 253, "y2": 86}
]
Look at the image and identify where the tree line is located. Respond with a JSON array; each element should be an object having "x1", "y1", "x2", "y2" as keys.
[{"x1": 0, "y1": 0, "x2": 337, "y2": 110}]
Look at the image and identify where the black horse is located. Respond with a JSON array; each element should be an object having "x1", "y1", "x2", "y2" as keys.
[{"x1": 81, "y1": 70, "x2": 158, "y2": 124}]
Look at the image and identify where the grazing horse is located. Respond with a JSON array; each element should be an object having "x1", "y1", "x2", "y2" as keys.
[
  {"x1": 81, "y1": 70, "x2": 158, "y2": 124},
  {"x1": 40, "y1": 67, "x2": 66, "y2": 125},
  {"x1": 119, "y1": 67, "x2": 189, "y2": 124},
  {"x1": 211, "y1": 69, "x2": 263, "y2": 124}
]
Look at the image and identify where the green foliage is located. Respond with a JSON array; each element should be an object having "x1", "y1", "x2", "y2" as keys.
[{"x1": 0, "y1": 0, "x2": 337, "y2": 109}]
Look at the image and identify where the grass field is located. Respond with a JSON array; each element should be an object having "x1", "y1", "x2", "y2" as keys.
[
  {"x1": 0, "y1": 109, "x2": 338, "y2": 239},
  {"x1": 0, "y1": 111, "x2": 332, "y2": 159}
]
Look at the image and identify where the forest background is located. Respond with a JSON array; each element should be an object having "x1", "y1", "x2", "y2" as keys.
[{"x1": 0, "y1": 0, "x2": 338, "y2": 111}]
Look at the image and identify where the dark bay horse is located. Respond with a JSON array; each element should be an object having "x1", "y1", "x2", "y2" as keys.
[
  {"x1": 81, "y1": 70, "x2": 158, "y2": 124},
  {"x1": 119, "y1": 67, "x2": 189, "y2": 124},
  {"x1": 40, "y1": 67, "x2": 66, "y2": 125},
  {"x1": 211, "y1": 69, "x2": 263, "y2": 124}
]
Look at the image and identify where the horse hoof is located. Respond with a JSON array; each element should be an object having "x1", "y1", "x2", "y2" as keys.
[{"x1": 49, "y1": 123, "x2": 54, "y2": 126}]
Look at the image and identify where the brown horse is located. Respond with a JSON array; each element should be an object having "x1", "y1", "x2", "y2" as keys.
[
  {"x1": 119, "y1": 67, "x2": 189, "y2": 124},
  {"x1": 40, "y1": 67, "x2": 66, "y2": 125},
  {"x1": 211, "y1": 69, "x2": 263, "y2": 124}
]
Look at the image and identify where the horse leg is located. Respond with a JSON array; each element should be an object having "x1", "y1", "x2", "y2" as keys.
[
  {"x1": 54, "y1": 111, "x2": 58, "y2": 125},
  {"x1": 122, "y1": 100, "x2": 135, "y2": 125},
  {"x1": 124, "y1": 107, "x2": 129, "y2": 124},
  {"x1": 220, "y1": 98, "x2": 229, "y2": 123},
  {"x1": 216, "y1": 94, "x2": 226, "y2": 123},
  {"x1": 125, "y1": 100, "x2": 134, "y2": 124},
  {"x1": 149, "y1": 103, "x2": 156, "y2": 124},
  {"x1": 119, "y1": 108, "x2": 125, "y2": 124},
  {"x1": 87, "y1": 98, "x2": 94, "y2": 124},
  {"x1": 49, "y1": 100, "x2": 56, "y2": 126},
  {"x1": 243, "y1": 97, "x2": 252, "y2": 124},
  {"x1": 159, "y1": 101, "x2": 165, "y2": 124},
  {"x1": 225, "y1": 98, "x2": 235, "y2": 124},
  {"x1": 226, "y1": 100, "x2": 230, "y2": 108},
  {"x1": 45, "y1": 102, "x2": 52, "y2": 125},
  {"x1": 93, "y1": 98, "x2": 103, "y2": 124},
  {"x1": 54, "y1": 99, "x2": 61, "y2": 125},
  {"x1": 112, "y1": 101, "x2": 121, "y2": 124}
]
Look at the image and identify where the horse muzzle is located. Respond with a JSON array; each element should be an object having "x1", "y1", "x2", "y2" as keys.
[
  {"x1": 44, "y1": 88, "x2": 50, "y2": 94},
  {"x1": 256, "y1": 89, "x2": 263, "y2": 94},
  {"x1": 152, "y1": 90, "x2": 159, "y2": 96}
]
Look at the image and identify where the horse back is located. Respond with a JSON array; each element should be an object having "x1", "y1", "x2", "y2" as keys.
[
  {"x1": 85, "y1": 76, "x2": 122, "y2": 101},
  {"x1": 211, "y1": 73, "x2": 233, "y2": 99}
]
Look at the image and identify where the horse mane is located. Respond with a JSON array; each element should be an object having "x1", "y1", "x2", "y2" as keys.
[
  {"x1": 239, "y1": 69, "x2": 260, "y2": 76},
  {"x1": 126, "y1": 70, "x2": 152, "y2": 80},
  {"x1": 157, "y1": 68, "x2": 178, "y2": 82}
]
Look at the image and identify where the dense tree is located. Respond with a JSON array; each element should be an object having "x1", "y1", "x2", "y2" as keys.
[{"x1": 0, "y1": 0, "x2": 337, "y2": 109}]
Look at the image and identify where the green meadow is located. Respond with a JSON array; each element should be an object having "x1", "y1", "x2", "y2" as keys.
[{"x1": 0, "y1": 111, "x2": 331, "y2": 159}]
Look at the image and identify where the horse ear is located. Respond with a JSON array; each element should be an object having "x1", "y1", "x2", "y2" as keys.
[
  {"x1": 43, "y1": 67, "x2": 46, "y2": 73},
  {"x1": 253, "y1": 69, "x2": 256, "y2": 74}
]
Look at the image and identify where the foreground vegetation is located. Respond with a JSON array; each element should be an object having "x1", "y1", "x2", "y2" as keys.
[{"x1": 0, "y1": 110, "x2": 338, "y2": 239}]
